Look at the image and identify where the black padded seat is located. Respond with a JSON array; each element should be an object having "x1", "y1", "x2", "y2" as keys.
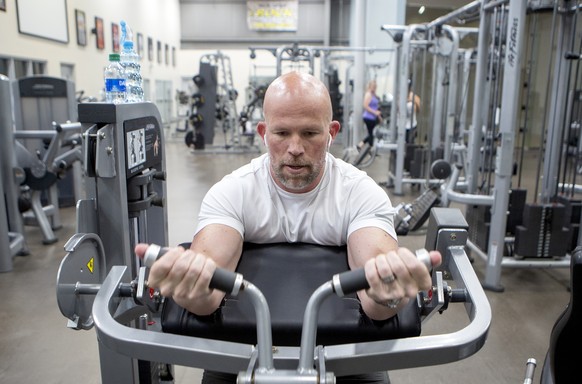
[
  {"x1": 541, "y1": 246, "x2": 582, "y2": 383},
  {"x1": 161, "y1": 242, "x2": 421, "y2": 346}
]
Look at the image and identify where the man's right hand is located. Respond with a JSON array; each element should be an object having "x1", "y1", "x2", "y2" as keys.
[{"x1": 135, "y1": 244, "x2": 223, "y2": 316}]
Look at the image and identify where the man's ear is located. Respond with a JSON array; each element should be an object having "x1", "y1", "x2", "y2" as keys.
[
  {"x1": 257, "y1": 122, "x2": 267, "y2": 146},
  {"x1": 329, "y1": 120, "x2": 341, "y2": 140}
]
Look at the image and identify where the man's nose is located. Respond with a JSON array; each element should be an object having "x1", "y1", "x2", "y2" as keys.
[{"x1": 287, "y1": 136, "x2": 305, "y2": 155}]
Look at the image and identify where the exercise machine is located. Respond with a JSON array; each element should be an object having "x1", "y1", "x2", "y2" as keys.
[
  {"x1": 57, "y1": 101, "x2": 169, "y2": 380},
  {"x1": 0, "y1": 75, "x2": 27, "y2": 272},
  {"x1": 56, "y1": 205, "x2": 491, "y2": 382},
  {"x1": 10, "y1": 75, "x2": 84, "y2": 244}
]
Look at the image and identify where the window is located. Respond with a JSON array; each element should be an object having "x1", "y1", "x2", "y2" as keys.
[{"x1": 0, "y1": 56, "x2": 47, "y2": 78}]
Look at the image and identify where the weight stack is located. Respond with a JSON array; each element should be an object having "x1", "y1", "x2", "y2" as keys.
[
  {"x1": 327, "y1": 69, "x2": 343, "y2": 128},
  {"x1": 506, "y1": 189, "x2": 527, "y2": 235},
  {"x1": 466, "y1": 204, "x2": 490, "y2": 251},
  {"x1": 553, "y1": 195, "x2": 581, "y2": 252},
  {"x1": 406, "y1": 144, "x2": 425, "y2": 177},
  {"x1": 466, "y1": 188, "x2": 527, "y2": 253},
  {"x1": 193, "y1": 62, "x2": 217, "y2": 145},
  {"x1": 514, "y1": 203, "x2": 571, "y2": 258}
]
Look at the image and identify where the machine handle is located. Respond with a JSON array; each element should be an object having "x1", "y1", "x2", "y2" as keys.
[
  {"x1": 333, "y1": 269, "x2": 369, "y2": 296},
  {"x1": 332, "y1": 249, "x2": 433, "y2": 297},
  {"x1": 209, "y1": 268, "x2": 242, "y2": 295},
  {"x1": 143, "y1": 244, "x2": 243, "y2": 296}
]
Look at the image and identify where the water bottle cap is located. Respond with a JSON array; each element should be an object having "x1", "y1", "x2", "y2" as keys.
[
  {"x1": 123, "y1": 41, "x2": 134, "y2": 50},
  {"x1": 109, "y1": 53, "x2": 121, "y2": 61}
]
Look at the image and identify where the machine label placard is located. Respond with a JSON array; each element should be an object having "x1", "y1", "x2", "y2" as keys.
[
  {"x1": 124, "y1": 116, "x2": 162, "y2": 177},
  {"x1": 87, "y1": 258, "x2": 94, "y2": 274}
]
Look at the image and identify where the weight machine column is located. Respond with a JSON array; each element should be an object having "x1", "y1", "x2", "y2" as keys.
[
  {"x1": 540, "y1": 5, "x2": 575, "y2": 202},
  {"x1": 393, "y1": 25, "x2": 418, "y2": 195},
  {"x1": 0, "y1": 75, "x2": 27, "y2": 272},
  {"x1": 77, "y1": 102, "x2": 168, "y2": 382},
  {"x1": 442, "y1": 25, "x2": 460, "y2": 162},
  {"x1": 483, "y1": 0, "x2": 527, "y2": 291},
  {"x1": 467, "y1": 1, "x2": 492, "y2": 194},
  {"x1": 351, "y1": 0, "x2": 366, "y2": 147}
]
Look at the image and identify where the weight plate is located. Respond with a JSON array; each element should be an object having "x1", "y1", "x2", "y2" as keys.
[{"x1": 56, "y1": 233, "x2": 106, "y2": 330}]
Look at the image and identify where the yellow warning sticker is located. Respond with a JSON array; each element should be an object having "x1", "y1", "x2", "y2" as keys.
[{"x1": 87, "y1": 258, "x2": 94, "y2": 274}]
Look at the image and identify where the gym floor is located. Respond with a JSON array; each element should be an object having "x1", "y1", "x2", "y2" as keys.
[{"x1": 0, "y1": 134, "x2": 571, "y2": 384}]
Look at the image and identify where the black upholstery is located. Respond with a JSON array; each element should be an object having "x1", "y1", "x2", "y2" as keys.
[
  {"x1": 541, "y1": 246, "x2": 582, "y2": 383},
  {"x1": 161, "y1": 242, "x2": 421, "y2": 346}
]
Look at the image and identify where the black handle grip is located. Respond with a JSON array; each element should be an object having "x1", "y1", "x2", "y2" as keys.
[
  {"x1": 333, "y1": 248, "x2": 433, "y2": 296},
  {"x1": 335, "y1": 268, "x2": 369, "y2": 295},
  {"x1": 143, "y1": 244, "x2": 242, "y2": 295},
  {"x1": 209, "y1": 268, "x2": 240, "y2": 295}
]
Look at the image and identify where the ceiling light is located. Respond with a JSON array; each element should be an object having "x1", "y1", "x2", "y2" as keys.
[{"x1": 418, "y1": 5, "x2": 425, "y2": 14}]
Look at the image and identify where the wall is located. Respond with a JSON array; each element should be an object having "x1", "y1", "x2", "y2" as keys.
[
  {"x1": 180, "y1": 0, "x2": 326, "y2": 46},
  {"x1": 0, "y1": 0, "x2": 181, "y2": 105},
  {"x1": 177, "y1": 0, "x2": 404, "y2": 122}
]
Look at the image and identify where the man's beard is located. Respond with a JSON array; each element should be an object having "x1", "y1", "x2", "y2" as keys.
[{"x1": 271, "y1": 154, "x2": 325, "y2": 191}]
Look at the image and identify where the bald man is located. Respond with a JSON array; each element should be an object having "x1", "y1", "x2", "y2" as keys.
[{"x1": 136, "y1": 72, "x2": 440, "y2": 383}]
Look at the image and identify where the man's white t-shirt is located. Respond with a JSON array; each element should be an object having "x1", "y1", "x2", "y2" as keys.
[{"x1": 195, "y1": 153, "x2": 397, "y2": 245}]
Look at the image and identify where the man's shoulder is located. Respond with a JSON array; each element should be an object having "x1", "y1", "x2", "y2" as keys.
[
  {"x1": 328, "y1": 155, "x2": 369, "y2": 181},
  {"x1": 227, "y1": 154, "x2": 268, "y2": 180}
]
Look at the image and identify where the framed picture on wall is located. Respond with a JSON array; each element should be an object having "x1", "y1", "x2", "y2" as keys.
[
  {"x1": 94, "y1": 17, "x2": 105, "y2": 50},
  {"x1": 148, "y1": 37, "x2": 153, "y2": 61},
  {"x1": 172, "y1": 46, "x2": 176, "y2": 67},
  {"x1": 0, "y1": 0, "x2": 7, "y2": 12},
  {"x1": 75, "y1": 9, "x2": 86, "y2": 46},
  {"x1": 137, "y1": 33, "x2": 144, "y2": 60},
  {"x1": 157, "y1": 41, "x2": 162, "y2": 64},
  {"x1": 165, "y1": 44, "x2": 169, "y2": 65},
  {"x1": 111, "y1": 23, "x2": 120, "y2": 52},
  {"x1": 17, "y1": 0, "x2": 69, "y2": 43}
]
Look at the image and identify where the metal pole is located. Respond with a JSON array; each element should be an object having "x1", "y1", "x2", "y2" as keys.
[
  {"x1": 541, "y1": 6, "x2": 575, "y2": 202},
  {"x1": 351, "y1": 0, "x2": 366, "y2": 147},
  {"x1": 443, "y1": 26, "x2": 460, "y2": 162},
  {"x1": 427, "y1": 0, "x2": 483, "y2": 29},
  {"x1": 483, "y1": 0, "x2": 527, "y2": 291},
  {"x1": 467, "y1": 0, "x2": 491, "y2": 194}
]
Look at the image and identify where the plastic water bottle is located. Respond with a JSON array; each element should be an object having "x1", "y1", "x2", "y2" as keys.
[
  {"x1": 120, "y1": 21, "x2": 144, "y2": 102},
  {"x1": 104, "y1": 53, "x2": 126, "y2": 104}
]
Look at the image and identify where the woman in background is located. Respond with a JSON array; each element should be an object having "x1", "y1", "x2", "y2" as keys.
[{"x1": 357, "y1": 80, "x2": 382, "y2": 151}]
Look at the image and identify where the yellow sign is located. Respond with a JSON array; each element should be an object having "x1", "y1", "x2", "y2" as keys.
[
  {"x1": 247, "y1": 0, "x2": 298, "y2": 32},
  {"x1": 87, "y1": 258, "x2": 94, "y2": 274}
]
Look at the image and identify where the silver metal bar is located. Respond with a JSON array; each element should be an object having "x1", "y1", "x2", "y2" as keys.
[
  {"x1": 426, "y1": 0, "x2": 482, "y2": 29},
  {"x1": 244, "y1": 282, "x2": 275, "y2": 371},
  {"x1": 467, "y1": 1, "x2": 491, "y2": 194},
  {"x1": 322, "y1": 246, "x2": 490, "y2": 376},
  {"x1": 298, "y1": 282, "x2": 334, "y2": 373},
  {"x1": 93, "y1": 250, "x2": 491, "y2": 376}
]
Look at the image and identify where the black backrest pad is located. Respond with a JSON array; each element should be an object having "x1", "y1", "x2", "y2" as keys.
[
  {"x1": 550, "y1": 246, "x2": 582, "y2": 382},
  {"x1": 161, "y1": 242, "x2": 421, "y2": 346}
]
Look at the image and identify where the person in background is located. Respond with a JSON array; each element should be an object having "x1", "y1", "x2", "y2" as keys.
[
  {"x1": 406, "y1": 80, "x2": 421, "y2": 144},
  {"x1": 136, "y1": 71, "x2": 441, "y2": 384},
  {"x1": 357, "y1": 79, "x2": 382, "y2": 151}
]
